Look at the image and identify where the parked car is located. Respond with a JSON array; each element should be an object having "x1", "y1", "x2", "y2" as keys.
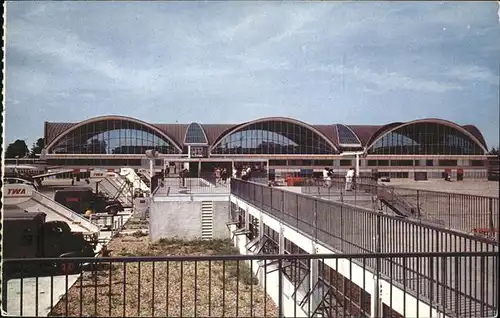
[{"x1": 54, "y1": 187, "x2": 124, "y2": 216}]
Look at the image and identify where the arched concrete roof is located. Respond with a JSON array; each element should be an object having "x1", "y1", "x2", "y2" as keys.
[
  {"x1": 364, "y1": 118, "x2": 489, "y2": 154},
  {"x1": 45, "y1": 115, "x2": 183, "y2": 153},
  {"x1": 209, "y1": 116, "x2": 340, "y2": 153}
]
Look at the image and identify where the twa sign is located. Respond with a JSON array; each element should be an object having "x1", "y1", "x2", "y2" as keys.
[
  {"x1": 4, "y1": 184, "x2": 33, "y2": 198},
  {"x1": 8, "y1": 188, "x2": 26, "y2": 195},
  {"x1": 91, "y1": 171, "x2": 105, "y2": 178}
]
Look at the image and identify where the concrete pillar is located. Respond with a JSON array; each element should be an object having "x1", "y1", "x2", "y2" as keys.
[
  {"x1": 308, "y1": 244, "x2": 320, "y2": 316},
  {"x1": 245, "y1": 206, "x2": 250, "y2": 231},
  {"x1": 278, "y1": 222, "x2": 285, "y2": 317},
  {"x1": 186, "y1": 146, "x2": 191, "y2": 170},
  {"x1": 267, "y1": 159, "x2": 270, "y2": 181},
  {"x1": 149, "y1": 159, "x2": 154, "y2": 196},
  {"x1": 370, "y1": 283, "x2": 382, "y2": 318},
  {"x1": 279, "y1": 224, "x2": 285, "y2": 254},
  {"x1": 259, "y1": 210, "x2": 264, "y2": 240},
  {"x1": 355, "y1": 153, "x2": 360, "y2": 177},
  {"x1": 198, "y1": 160, "x2": 201, "y2": 178}
]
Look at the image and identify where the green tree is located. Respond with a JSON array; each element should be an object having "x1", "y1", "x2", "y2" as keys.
[
  {"x1": 30, "y1": 137, "x2": 45, "y2": 157},
  {"x1": 489, "y1": 147, "x2": 499, "y2": 155},
  {"x1": 5, "y1": 139, "x2": 30, "y2": 158}
]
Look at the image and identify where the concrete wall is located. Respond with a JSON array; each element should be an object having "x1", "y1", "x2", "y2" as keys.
[
  {"x1": 149, "y1": 196, "x2": 230, "y2": 241},
  {"x1": 150, "y1": 201, "x2": 201, "y2": 241},
  {"x1": 213, "y1": 201, "x2": 230, "y2": 239},
  {"x1": 133, "y1": 197, "x2": 150, "y2": 218},
  {"x1": 230, "y1": 223, "x2": 309, "y2": 318},
  {"x1": 230, "y1": 195, "x2": 445, "y2": 318}
]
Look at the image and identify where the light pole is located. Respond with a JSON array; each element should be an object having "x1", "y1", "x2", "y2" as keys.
[{"x1": 145, "y1": 149, "x2": 158, "y2": 196}]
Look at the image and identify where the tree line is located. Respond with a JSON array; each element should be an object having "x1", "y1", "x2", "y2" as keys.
[{"x1": 5, "y1": 138, "x2": 44, "y2": 158}]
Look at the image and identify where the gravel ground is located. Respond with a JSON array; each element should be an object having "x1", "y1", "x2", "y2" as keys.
[
  {"x1": 122, "y1": 217, "x2": 149, "y2": 230},
  {"x1": 49, "y1": 235, "x2": 277, "y2": 317}
]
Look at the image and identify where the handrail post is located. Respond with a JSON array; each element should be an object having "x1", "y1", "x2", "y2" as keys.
[
  {"x1": 281, "y1": 190, "x2": 285, "y2": 222},
  {"x1": 313, "y1": 199, "x2": 318, "y2": 241},
  {"x1": 261, "y1": 183, "x2": 264, "y2": 209},
  {"x1": 374, "y1": 210, "x2": 381, "y2": 318},
  {"x1": 448, "y1": 193, "x2": 452, "y2": 229},
  {"x1": 270, "y1": 186, "x2": 273, "y2": 211},
  {"x1": 488, "y1": 197, "x2": 494, "y2": 236},
  {"x1": 416, "y1": 190, "x2": 420, "y2": 218},
  {"x1": 340, "y1": 203, "x2": 344, "y2": 252}
]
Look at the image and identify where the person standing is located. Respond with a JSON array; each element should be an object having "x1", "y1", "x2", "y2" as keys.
[
  {"x1": 221, "y1": 168, "x2": 228, "y2": 185},
  {"x1": 345, "y1": 167, "x2": 355, "y2": 191},
  {"x1": 323, "y1": 167, "x2": 332, "y2": 188},
  {"x1": 179, "y1": 167, "x2": 188, "y2": 188},
  {"x1": 246, "y1": 166, "x2": 252, "y2": 181},
  {"x1": 214, "y1": 167, "x2": 221, "y2": 185},
  {"x1": 241, "y1": 166, "x2": 248, "y2": 181}
]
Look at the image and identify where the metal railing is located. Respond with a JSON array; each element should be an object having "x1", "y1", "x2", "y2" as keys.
[
  {"x1": 153, "y1": 176, "x2": 230, "y2": 196},
  {"x1": 232, "y1": 179, "x2": 497, "y2": 250},
  {"x1": 390, "y1": 186, "x2": 499, "y2": 238},
  {"x1": 89, "y1": 214, "x2": 126, "y2": 233},
  {"x1": 4, "y1": 158, "x2": 44, "y2": 165},
  {"x1": 2, "y1": 252, "x2": 497, "y2": 317},
  {"x1": 231, "y1": 179, "x2": 498, "y2": 315},
  {"x1": 301, "y1": 178, "x2": 499, "y2": 239}
]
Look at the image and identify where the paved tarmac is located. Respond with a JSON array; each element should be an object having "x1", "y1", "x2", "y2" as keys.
[
  {"x1": 300, "y1": 182, "x2": 499, "y2": 237},
  {"x1": 387, "y1": 179, "x2": 499, "y2": 197}
]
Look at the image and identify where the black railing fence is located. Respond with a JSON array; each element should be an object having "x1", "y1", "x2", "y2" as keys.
[
  {"x1": 2, "y1": 252, "x2": 498, "y2": 317},
  {"x1": 301, "y1": 177, "x2": 499, "y2": 239},
  {"x1": 152, "y1": 175, "x2": 230, "y2": 196},
  {"x1": 230, "y1": 179, "x2": 498, "y2": 316}
]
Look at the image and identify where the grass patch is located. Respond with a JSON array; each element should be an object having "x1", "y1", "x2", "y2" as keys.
[{"x1": 49, "y1": 236, "x2": 277, "y2": 317}]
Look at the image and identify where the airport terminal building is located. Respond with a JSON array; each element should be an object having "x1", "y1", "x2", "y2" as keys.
[{"x1": 41, "y1": 115, "x2": 491, "y2": 180}]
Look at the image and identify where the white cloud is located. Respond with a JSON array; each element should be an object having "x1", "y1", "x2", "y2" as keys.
[
  {"x1": 444, "y1": 65, "x2": 499, "y2": 86},
  {"x1": 307, "y1": 64, "x2": 462, "y2": 93},
  {"x1": 4, "y1": 1, "x2": 500, "y2": 148}
]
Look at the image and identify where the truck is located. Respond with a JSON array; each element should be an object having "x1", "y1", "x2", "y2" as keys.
[
  {"x1": 54, "y1": 187, "x2": 124, "y2": 216},
  {"x1": 2, "y1": 209, "x2": 98, "y2": 275}
]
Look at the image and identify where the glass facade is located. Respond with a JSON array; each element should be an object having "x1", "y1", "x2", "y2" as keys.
[
  {"x1": 49, "y1": 119, "x2": 180, "y2": 154},
  {"x1": 211, "y1": 121, "x2": 337, "y2": 155},
  {"x1": 367, "y1": 123, "x2": 485, "y2": 155},
  {"x1": 184, "y1": 123, "x2": 208, "y2": 144},
  {"x1": 337, "y1": 124, "x2": 361, "y2": 145}
]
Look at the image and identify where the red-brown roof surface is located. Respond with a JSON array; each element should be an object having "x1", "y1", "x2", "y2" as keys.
[{"x1": 44, "y1": 117, "x2": 488, "y2": 150}]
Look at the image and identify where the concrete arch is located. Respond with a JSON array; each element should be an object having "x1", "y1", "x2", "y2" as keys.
[
  {"x1": 45, "y1": 115, "x2": 183, "y2": 153},
  {"x1": 209, "y1": 116, "x2": 339, "y2": 153},
  {"x1": 364, "y1": 118, "x2": 488, "y2": 154},
  {"x1": 183, "y1": 122, "x2": 209, "y2": 145}
]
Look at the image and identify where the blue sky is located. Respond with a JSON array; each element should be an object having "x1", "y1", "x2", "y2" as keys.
[{"x1": 5, "y1": 1, "x2": 500, "y2": 149}]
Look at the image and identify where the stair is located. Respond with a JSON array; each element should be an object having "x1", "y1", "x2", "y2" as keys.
[{"x1": 201, "y1": 201, "x2": 214, "y2": 240}]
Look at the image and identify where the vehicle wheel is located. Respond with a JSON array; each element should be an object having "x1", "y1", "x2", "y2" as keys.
[
  {"x1": 108, "y1": 207, "x2": 118, "y2": 216},
  {"x1": 60, "y1": 261, "x2": 78, "y2": 275}
]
